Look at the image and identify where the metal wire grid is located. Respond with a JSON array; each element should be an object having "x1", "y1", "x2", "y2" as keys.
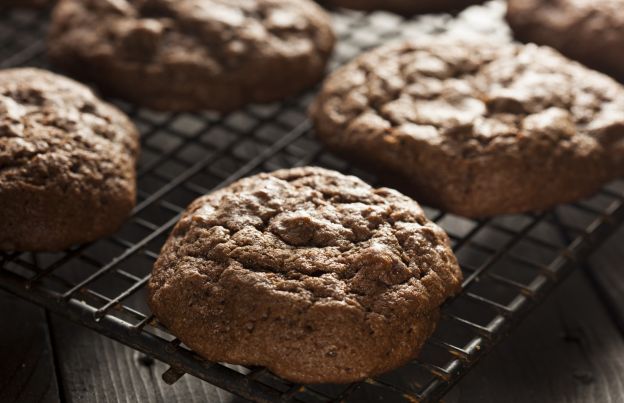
[{"x1": 1, "y1": 2, "x2": 624, "y2": 402}]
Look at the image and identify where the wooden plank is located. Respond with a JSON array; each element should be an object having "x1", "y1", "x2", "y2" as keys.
[
  {"x1": 46, "y1": 216, "x2": 624, "y2": 402},
  {"x1": 451, "y1": 269, "x2": 624, "y2": 403},
  {"x1": 47, "y1": 267, "x2": 624, "y2": 403},
  {"x1": 586, "y1": 227, "x2": 624, "y2": 332},
  {"x1": 0, "y1": 291, "x2": 60, "y2": 403},
  {"x1": 49, "y1": 315, "x2": 245, "y2": 403}
]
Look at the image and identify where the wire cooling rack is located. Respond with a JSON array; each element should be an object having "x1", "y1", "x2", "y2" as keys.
[{"x1": 1, "y1": 2, "x2": 624, "y2": 402}]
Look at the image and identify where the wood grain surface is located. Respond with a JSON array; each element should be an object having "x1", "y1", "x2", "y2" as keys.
[
  {"x1": 0, "y1": 229, "x2": 621, "y2": 402},
  {"x1": 49, "y1": 316, "x2": 242, "y2": 403},
  {"x1": 0, "y1": 224, "x2": 622, "y2": 403},
  {"x1": 0, "y1": 291, "x2": 59, "y2": 403},
  {"x1": 454, "y1": 269, "x2": 624, "y2": 403},
  {"x1": 587, "y1": 226, "x2": 624, "y2": 334},
  {"x1": 0, "y1": 208, "x2": 622, "y2": 403}
]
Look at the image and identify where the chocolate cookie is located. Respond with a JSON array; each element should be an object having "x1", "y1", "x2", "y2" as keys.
[
  {"x1": 507, "y1": 0, "x2": 624, "y2": 82},
  {"x1": 310, "y1": 40, "x2": 624, "y2": 218},
  {"x1": 48, "y1": 0, "x2": 335, "y2": 112},
  {"x1": 0, "y1": 68, "x2": 139, "y2": 251},
  {"x1": 321, "y1": 0, "x2": 483, "y2": 15},
  {"x1": 148, "y1": 167, "x2": 462, "y2": 383}
]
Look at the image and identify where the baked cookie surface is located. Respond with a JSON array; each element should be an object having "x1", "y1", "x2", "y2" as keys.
[
  {"x1": 507, "y1": 0, "x2": 624, "y2": 82},
  {"x1": 48, "y1": 0, "x2": 335, "y2": 112},
  {"x1": 320, "y1": 0, "x2": 483, "y2": 15},
  {"x1": 310, "y1": 40, "x2": 624, "y2": 217},
  {"x1": 0, "y1": 68, "x2": 139, "y2": 251},
  {"x1": 148, "y1": 167, "x2": 462, "y2": 383}
]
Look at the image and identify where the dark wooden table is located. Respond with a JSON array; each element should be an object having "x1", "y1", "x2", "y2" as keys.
[
  {"x1": 1, "y1": 2, "x2": 624, "y2": 401},
  {"x1": 1, "y1": 226, "x2": 623, "y2": 403}
]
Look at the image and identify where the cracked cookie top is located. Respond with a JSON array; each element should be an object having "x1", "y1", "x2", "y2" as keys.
[
  {"x1": 0, "y1": 68, "x2": 138, "y2": 187},
  {"x1": 311, "y1": 40, "x2": 624, "y2": 159},
  {"x1": 0, "y1": 68, "x2": 138, "y2": 251},
  {"x1": 48, "y1": 0, "x2": 334, "y2": 110},
  {"x1": 49, "y1": 0, "x2": 334, "y2": 73},
  {"x1": 150, "y1": 167, "x2": 462, "y2": 317},
  {"x1": 507, "y1": 0, "x2": 624, "y2": 81}
]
